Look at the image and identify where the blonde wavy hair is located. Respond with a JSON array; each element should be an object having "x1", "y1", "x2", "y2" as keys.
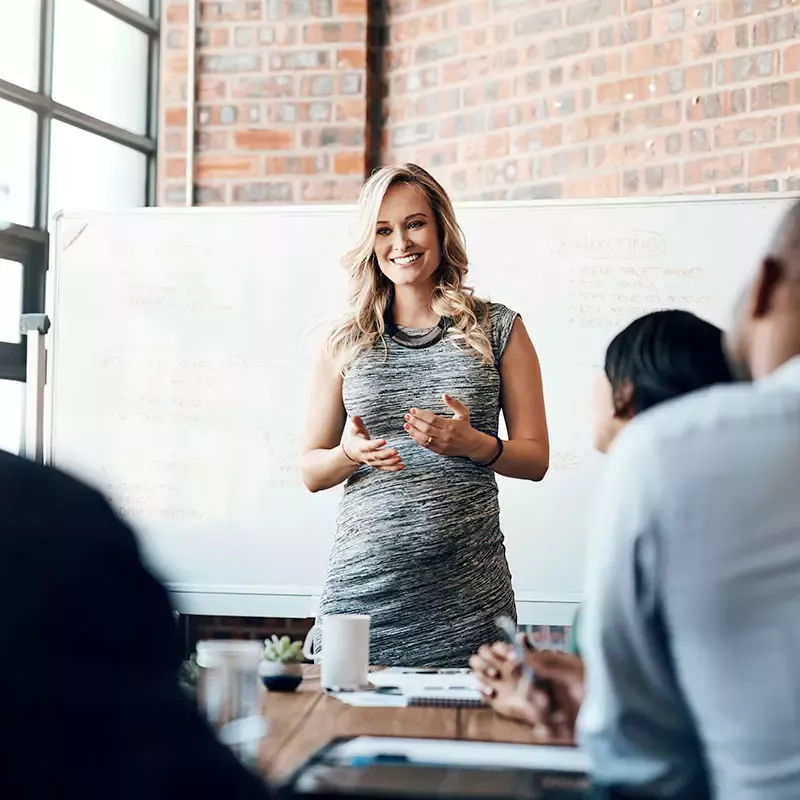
[{"x1": 327, "y1": 163, "x2": 494, "y2": 371}]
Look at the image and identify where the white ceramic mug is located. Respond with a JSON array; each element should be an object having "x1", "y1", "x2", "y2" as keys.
[{"x1": 303, "y1": 614, "x2": 370, "y2": 691}]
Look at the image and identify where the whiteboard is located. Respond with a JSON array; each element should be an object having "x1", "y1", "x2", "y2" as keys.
[{"x1": 46, "y1": 197, "x2": 794, "y2": 622}]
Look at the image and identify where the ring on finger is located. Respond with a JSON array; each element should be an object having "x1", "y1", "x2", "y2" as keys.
[{"x1": 425, "y1": 435, "x2": 433, "y2": 446}]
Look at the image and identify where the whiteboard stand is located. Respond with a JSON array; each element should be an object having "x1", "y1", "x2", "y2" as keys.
[{"x1": 20, "y1": 313, "x2": 50, "y2": 463}]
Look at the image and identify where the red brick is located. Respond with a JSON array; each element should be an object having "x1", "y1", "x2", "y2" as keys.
[
  {"x1": 781, "y1": 111, "x2": 800, "y2": 138},
  {"x1": 164, "y1": 78, "x2": 188, "y2": 103},
  {"x1": 164, "y1": 107, "x2": 187, "y2": 127},
  {"x1": 165, "y1": 54, "x2": 188, "y2": 76},
  {"x1": 165, "y1": 130, "x2": 186, "y2": 152},
  {"x1": 625, "y1": 40, "x2": 683, "y2": 73},
  {"x1": 715, "y1": 52, "x2": 777, "y2": 84},
  {"x1": 335, "y1": 0, "x2": 365, "y2": 14},
  {"x1": 166, "y1": 2, "x2": 189, "y2": 24},
  {"x1": 565, "y1": 113, "x2": 621, "y2": 143},
  {"x1": 622, "y1": 101, "x2": 682, "y2": 132},
  {"x1": 198, "y1": 78, "x2": 227, "y2": 101},
  {"x1": 653, "y1": 7, "x2": 686, "y2": 37},
  {"x1": 210, "y1": 28, "x2": 230, "y2": 47},
  {"x1": 714, "y1": 116, "x2": 778, "y2": 149},
  {"x1": 200, "y1": 0, "x2": 261, "y2": 21},
  {"x1": 688, "y1": 25, "x2": 748, "y2": 59},
  {"x1": 264, "y1": 155, "x2": 329, "y2": 175},
  {"x1": 597, "y1": 76, "x2": 664, "y2": 106},
  {"x1": 197, "y1": 130, "x2": 229, "y2": 151},
  {"x1": 513, "y1": 125, "x2": 563, "y2": 151},
  {"x1": 336, "y1": 99, "x2": 364, "y2": 121},
  {"x1": 301, "y1": 178, "x2": 362, "y2": 201},
  {"x1": 749, "y1": 144, "x2": 800, "y2": 176},
  {"x1": 751, "y1": 80, "x2": 800, "y2": 111},
  {"x1": 752, "y1": 12, "x2": 799, "y2": 46},
  {"x1": 620, "y1": 164, "x2": 680, "y2": 195},
  {"x1": 337, "y1": 48, "x2": 366, "y2": 69},
  {"x1": 165, "y1": 157, "x2": 186, "y2": 178},
  {"x1": 334, "y1": 151, "x2": 364, "y2": 175},
  {"x1": 234, "y1": 129, "x2": 295, "y2": 150},
  {"x1": 537, "y1": 148, "x2": 589, "y2": 179},
  {"x1": 686, "y1": 89, "x2": 748, "y2": 121},
  {"x1": 683, "y1": 154, "x2": 745, "y2": 185},
  {"x1": 196, "y1": 155, "x2": 259, "y2": 179},
  {"x1": 719, "y1": 0, "x2": 782, "y2": 21},
  {"x1": 784, "y1": 44, "x2": 800, "y2": 73},
  {"x1": 304, "y1": 21, "x2": 364, "y2": 43},
  {"x1": 564, "y1": 173, "x2": 621, "y2": 198}
]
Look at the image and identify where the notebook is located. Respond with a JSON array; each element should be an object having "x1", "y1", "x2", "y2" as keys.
[
  {"x1": 368, "y1": 670, "x2": 485, "y2": 708},
  {"x1": 404, "y1": 688, "x2": 485, "y2": 708}
]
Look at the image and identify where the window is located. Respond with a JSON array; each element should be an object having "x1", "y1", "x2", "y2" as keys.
[
  {"x1": 0, "y1": 379, "x2": 24, "y2": 455},
  {"x1": 0, "y1": 3, "x2": 40, "y2": 91},
  {"x1": 0, "y1": 100, "x2": 38, "y2": 228},
  {"x1": 0, "y1": 259, "x2": 23, "y2": 344},
  {"x1": 0, "y1": 0, "x2": 159, "y2": 455},
  {"x1": 53, "y1": 0, "x2": 150, "y2": 134},
  {"x1": 50, "y1": 121, "x2": 148, "y2": 218}
]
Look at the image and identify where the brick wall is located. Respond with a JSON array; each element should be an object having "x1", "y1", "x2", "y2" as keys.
[
  {"x1": 159, "y1": 0, "x2": 368, "y2": 206},
  {"x1": 381, "y1": 0, "x2": 800, "y2": 200},
  {"x1": 160, "y1": 0, "x2": 800, "y2": 205}
]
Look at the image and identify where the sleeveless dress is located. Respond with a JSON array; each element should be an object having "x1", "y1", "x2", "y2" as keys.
[{"x1": 315, "y1": 302, "x2": 519, "y2": 668}]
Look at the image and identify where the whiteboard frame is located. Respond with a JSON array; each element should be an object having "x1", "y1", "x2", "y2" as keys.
[{"x1": 44, "y1": 195, "x2": 797, "y2": 623}]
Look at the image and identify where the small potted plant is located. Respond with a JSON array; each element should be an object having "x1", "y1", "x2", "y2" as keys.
[{"x1": 259, "y1": 635, "x2": 305, "y2": 692}]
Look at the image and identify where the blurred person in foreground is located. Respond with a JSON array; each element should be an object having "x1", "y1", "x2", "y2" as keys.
[
  {"x1": 0, "y1": 448, "x2": 271, "y2": 799},
  {"x1": 475, "y1": 201, "x2": 800, "y2": 798}
]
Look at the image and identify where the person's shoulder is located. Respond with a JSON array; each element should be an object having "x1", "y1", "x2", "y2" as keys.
[
  {"x1": 485, "y1": 301, "x2": 519, "y2": 320},
  {"x1": 610, "y1": 380, "x2": 761, "y2": 463},
  {"x1": 0, "y1": 449, "x2": 110, "y2": 516}
]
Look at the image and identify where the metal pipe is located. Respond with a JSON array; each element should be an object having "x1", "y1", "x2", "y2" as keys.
[{"x1": 185, "y1": 0, "x2": 197, "y2": 207}]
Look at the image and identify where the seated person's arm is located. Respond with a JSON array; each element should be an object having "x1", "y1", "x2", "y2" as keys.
[{"x1": 579, "y1": 426, "x2": 710, "y2": 798}]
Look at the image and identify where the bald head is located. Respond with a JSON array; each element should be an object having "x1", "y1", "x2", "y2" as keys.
[
  {"x1": 726, "y1": 198, "x2": 800, "y2": 380},
  {"x1": 767, "y1": 199, "x2": 800, "y2": 282}
]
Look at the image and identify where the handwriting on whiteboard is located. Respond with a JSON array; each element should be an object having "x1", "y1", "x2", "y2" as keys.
[{"x1": 543, "y1": 231, "x2": 666, "y2": 260}]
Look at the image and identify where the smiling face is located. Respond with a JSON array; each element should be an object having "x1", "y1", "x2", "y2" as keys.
[{"x1": 373, "y1": 182, "x2": 442, "y2": 288}]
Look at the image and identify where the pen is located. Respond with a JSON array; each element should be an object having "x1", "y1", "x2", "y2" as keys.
[{"x1": 495, "y1": 616, "x2": 536, "y2": 698}]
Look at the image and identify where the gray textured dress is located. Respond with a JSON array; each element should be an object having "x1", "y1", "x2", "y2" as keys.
[{"x1": 316, "y1": 302, "x2": 519, "y2": 668}]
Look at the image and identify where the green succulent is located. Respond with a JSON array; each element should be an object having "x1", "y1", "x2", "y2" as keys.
[{"x1": 263, "y1": 634, "x2": 305, "y2": 664}]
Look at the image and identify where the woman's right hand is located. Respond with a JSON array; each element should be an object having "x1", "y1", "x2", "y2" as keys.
[{"x1": 341, "y1": 416, "x2": 404, "y2": 472}]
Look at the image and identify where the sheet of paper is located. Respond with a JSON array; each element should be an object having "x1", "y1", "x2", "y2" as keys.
[
  {"x1": 331, "y1": 692, "x2": 409, "y2": 708},
  {"x1": 328, "y1": 736, "x2": 590, "y2": 772},
  {"x1": 369, "y1": 671, "x2": 479, "y2": 692}
]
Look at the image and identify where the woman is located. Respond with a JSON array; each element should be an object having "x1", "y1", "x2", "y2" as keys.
[
  {"x1": 471, "y1": 309, "x2": 735, "y2": 729},
  {"x1": 300, "y1": 163, "x2": 549, "y2": 668}
]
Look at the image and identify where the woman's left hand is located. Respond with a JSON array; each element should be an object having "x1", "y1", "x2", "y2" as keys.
[{"x1": 403, "y1": 394, "x2": 489, "y2": 458}]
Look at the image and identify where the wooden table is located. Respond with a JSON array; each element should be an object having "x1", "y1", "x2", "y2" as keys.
[{"x1": 257, "y1": 667, "x2": 549, "y2": 781}]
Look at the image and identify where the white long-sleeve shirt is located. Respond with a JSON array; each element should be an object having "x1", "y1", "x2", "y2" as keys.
[{"x1": 578, "y1": 356, "x2": 800, "y2": 799}]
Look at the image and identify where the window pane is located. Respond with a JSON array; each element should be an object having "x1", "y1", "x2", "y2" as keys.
[
  {"x1": 0, "y1": 100, "x2": 37, "y2": 228},
  {"x1": 0, "y1": 259, "x2": 23, "y2": 344},
  {"x1": 49, "y1": 121, "x2": 146, "y2": 220},
  {"x1": 0, "y1": 2, "x2": 40, "y2": 90},
  {"x1": 0, "y1": 379, "x2": 24, "y2": 455},
  {"x1": 53, "y1": 0, "x2": 149, "y2": 134}
]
